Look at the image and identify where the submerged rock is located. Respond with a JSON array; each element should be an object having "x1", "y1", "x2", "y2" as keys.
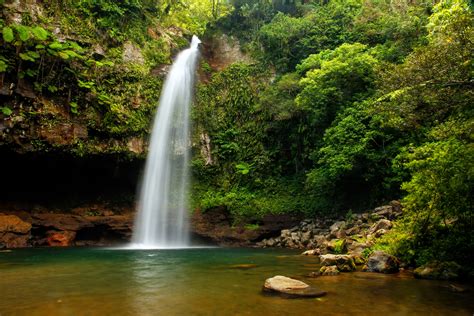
[
  {"x1": 228, "y1": 264, "x2": 258, "y2": 270},
  {"x1": 366, "y1": 251, "x2": 399, "y2": 273},
  {"x1": 320, "y1": 265, "x2": 340, "y2": 276},
  {"x1": 414, "y1": 261, "x2": 461, "y2": 280},
  {"x1": 263, "y1": 275, "x2": 327, "y2": 298}
]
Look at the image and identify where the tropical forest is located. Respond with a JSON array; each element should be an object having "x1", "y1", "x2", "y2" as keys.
[{"x1": 0, "y1": 0, "x2": 473, "y2": 314}]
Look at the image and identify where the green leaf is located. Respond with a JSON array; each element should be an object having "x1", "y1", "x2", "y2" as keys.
[
  {"x1": 14, "y1": 25, "x2": 30, "y2": 41},
  {"x1": 70, "y1": 102, "x2": 78, "y2": 114},
  {"x1": 31, "y1": 26, "x2": 48, "y2": 41},
  {"x1": 47, "y1": 85, "x2": 58, "y2": 93},
  {"x1": 0, "y1": 60, "x2": 7, "y2": 72},
  {"x1": 19, "y1": 52, "x2": 34, "y2": 61},
  {"x1": 19, "y1": 51, "x2": 39, "y2": 62},
  {"x1": 49, "y1": 42, "x2": 63, "y2": 50},
  {"x1": 2, "y1": 26, "x2": 14, "y2": 42},
  {"x1": 1, "y1": 107, "x2": 12, "y2": 116}
]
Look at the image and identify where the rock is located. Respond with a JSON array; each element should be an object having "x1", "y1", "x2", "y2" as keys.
[
  {"x1": 447, "y1": 284, "x2": 469, "y2": 293},
  {"x1": 330, "y1": 221, "x2": 345, "y2": 232},
  {"x1": 414, "y1": 261, "x2": 461, "y2": 280},
  {"x1": 347, "y1": 241, "x2": 371, "y2": 255},
  {"x1": 313, "y1": 234, "x2": 327, "y2": 247},
  {"x1": 351, "y1": 254, "x2": 366, "y2": 266},
  {"x1": 122, "y1": 41, "x2": 144, "y2": 64},
  {"x1": 366, "y1": 251, "x2": 399, "y2": 273},
  {"x1": 374, "y1": 229, "x2": 387, "y2": 238},
  {"x1": 327, "y1": 239, "x2": 347, "y2": 253},
  {"x1": 320, "y1": 265, "x2": 340, "y2": 276},
  {"x1": 301, "y1": 230, "x2": 312, "y2": 244},
  {"x1": 320, "y1": 254, "x2": 356, "y2": 272},
  {"x1": 374, "y1": 205, "x2": 393, "y2": 218},
  {"x1": 0, "y1": 214, "x2": 32, "y2": 248},
  {"x1": 266, "y1": 238, "x2": 276, "y2": 247},
  {"x1": 302, "y1": 249, "x2": 319, "y2": 256},
  {"x1": 345, "y1": 226, "x2": 360, "y2": 236},
  {"x1": 32, "y1": 213, "x2": 92, "y2": 231},
  {"x1": 0, "y1": 214, "x2": 31, "y2": 233},
  {"x1": 368, "y1": 219, "x2": 393, "y2": 235},
  {"x1": 202, "y1": 33, "x2": 253, "y2": 71},
  {"x1": 228, "y1": 264, "x2": 257, "y2": 270},
  {"x1": 46, "y1": 231, "x2": 76, "y2": 247},
  {"x1": 126, "y1": 137, "x2": 145, "y2": 154},
  {"x1": 263, "y1": 275, "x2": 327, "y2": 298}
]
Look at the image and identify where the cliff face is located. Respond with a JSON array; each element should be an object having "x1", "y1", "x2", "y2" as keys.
[
  {"x1": 0, "y1": 1, "x2": 191, "y2": 212},
  {"x1": 0, "y1": 0, "x2": 189, "y2": 157}
]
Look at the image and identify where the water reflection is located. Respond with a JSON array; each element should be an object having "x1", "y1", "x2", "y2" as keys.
[{"x1": 0, "y1": 248, "x2": 472, "y2": 315}]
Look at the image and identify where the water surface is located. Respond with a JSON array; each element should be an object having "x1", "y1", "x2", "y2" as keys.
[{"x1": 0, "y1": 248, "x2": 472, "y2": 315}]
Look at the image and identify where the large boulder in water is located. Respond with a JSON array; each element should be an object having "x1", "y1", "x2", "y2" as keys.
[
  {"x1": 366, "y1": 251, "x2": 399, "y2": 273},
  {"x1": 263, "y1": 276, "x2": 327, "y2": 298},
  {"x1": 414, "y1": 261, "x2": 461, "y2": 280},
  {"x1": 320, "y1": 254, "x2": 356, "y2": 272}
]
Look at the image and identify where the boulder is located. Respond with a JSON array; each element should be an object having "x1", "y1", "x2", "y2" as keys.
[
  {"x1": 330, "y1": 221, "x2": 345, "y2": 234},
  {"x1": 414, "y1": 261, "x2": 461, "y2": 280},
  {"x1": 301, "y1": 231, "x2": 312, "y2": 245},
  {"x1": 366, "y1": 251, "x2": 399, "y2": 273},
  {"x1": 345, "y1": 226, "x2": 360, "y2": 236},
  {"x1": 0, "y1": 214, "x2": 32, "y2": 248},
  {"x1": 368, "y1": 219, "x2": 392, "y2": 235},
  {"x1": 46, "y1": 231, "x2": 76, "y2": 247},
  {"x1": 320, "y1": 265, "x2": 340, "y2": 276},
  {"x1": 320, "y1": 254, "x2": 356, "y2": 272},
  {"x1": 301, "y1": 249, "x2": 319, "y2": 256},
  {"x1": 347, "y1": 240, "x2": 371, "y2": 255},
  {"x1": 263, "y1": 275, "x2": 327, "y2": 298}
]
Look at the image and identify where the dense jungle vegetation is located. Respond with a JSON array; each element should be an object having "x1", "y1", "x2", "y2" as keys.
[
  {"x1": 193, "y1": 0, "x2": 473, "y2": 267},
  {"x1": 0, "y1": 0, "x2": 472, "y2": 267}
]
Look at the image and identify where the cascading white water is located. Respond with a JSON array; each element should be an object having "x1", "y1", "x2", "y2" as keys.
[{"x1": 131, "y1": 36, "x2": 201, "y2": 249}]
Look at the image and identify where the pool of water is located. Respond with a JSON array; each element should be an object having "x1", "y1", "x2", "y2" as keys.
[{"x1": 0, "y1": 248, "x2": 472, "y2": 315}]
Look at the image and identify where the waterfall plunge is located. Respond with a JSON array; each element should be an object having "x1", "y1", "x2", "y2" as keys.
[{"x1": 131, "y1": 36, "x2": 201, "y2": 249}]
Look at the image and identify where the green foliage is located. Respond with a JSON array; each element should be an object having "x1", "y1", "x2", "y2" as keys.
[
  {"x1": 332, "y1": 239, "x2": 346, "y2": 254},
  {"x1": 259, "y1": 0, "x2": 361, "y2": 72},
  {"x1": 2, "y1": 26, "x2": 14, "y2": 42},
  {"x1": 0, "y1": 107, "x2": 13, "y2": 116}
]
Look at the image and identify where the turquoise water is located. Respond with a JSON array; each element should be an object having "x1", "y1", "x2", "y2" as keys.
[{"x1": 0, "y1": 248, "x2": 472, "y2": 315}]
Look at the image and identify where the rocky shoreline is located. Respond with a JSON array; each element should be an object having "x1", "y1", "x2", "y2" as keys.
[
  {"x1": 0, "y1": 200, "x2": 467, "y2": 283},
  {"x1": 256, "y1": 200, "x2": 466, "y2": 283},
  {"x1": 0, "y1": 204, "x2": 134, "y2": 248}
]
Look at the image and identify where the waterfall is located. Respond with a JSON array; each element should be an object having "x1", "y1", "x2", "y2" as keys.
[{"x1": 131, "y1": 36, "x2": 201, "y2": 249}]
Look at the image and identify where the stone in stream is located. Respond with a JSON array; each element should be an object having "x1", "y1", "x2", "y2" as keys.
[
  {"x1": 263, "y1": 275, "x2": 327, "y2": 298},
  {"x1": 228, "y1": 264, "x2": 258, "y2": 270},
  {"x1": 320, "y1": 265, "x2": 340, "y2": 276},
  {"x1": 366, "y1": 251, "x2": 399, "y2": 273},
  {"x1": 413, "y1": 261, "x2": 461, "y2": 280},
  {"x1": 319, "y1": 254, "x2": 356, "y2": 272},
  {"x1": 301, "y1": 249, "x2": 319, "y2": 256}
]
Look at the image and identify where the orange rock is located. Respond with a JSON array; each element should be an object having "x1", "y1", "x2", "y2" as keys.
[
  {"x1": 47, "y1": 231, "x2": 76, "y2": 247},
  {"x1": 0, "y1": 214, "x2": 32, "y2": 233}
]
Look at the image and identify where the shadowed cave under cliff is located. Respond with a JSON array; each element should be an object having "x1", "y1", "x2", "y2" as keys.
[{"x1": 0, "y1": 149, "x2": 143, "y2": 210}]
